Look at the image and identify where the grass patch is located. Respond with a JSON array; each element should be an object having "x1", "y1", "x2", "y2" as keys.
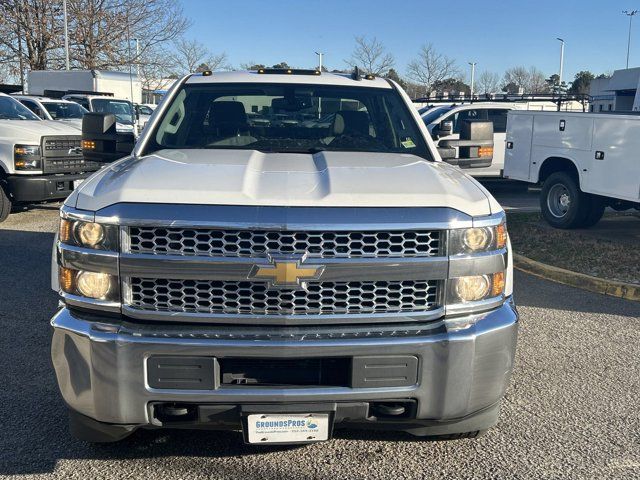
[{"x1": 507, "y1": 212, "x2": 640, "y2": 285}]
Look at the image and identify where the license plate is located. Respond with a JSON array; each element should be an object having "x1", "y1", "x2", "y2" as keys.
[
  {"x1": 246, "y1": 413, "x2": 330, "y2": 444},
  {"x1": 73, "y1": 179, "x2": 84, "y2": 189}
]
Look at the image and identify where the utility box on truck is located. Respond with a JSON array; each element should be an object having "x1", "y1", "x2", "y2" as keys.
[
  {"x1": 504, "y1": 110, "x2": 640, "y2": 228},
  {"x1": 28, "y1": 70, "x2": 142, "y2": 104}
]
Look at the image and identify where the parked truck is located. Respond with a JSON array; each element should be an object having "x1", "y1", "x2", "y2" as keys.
[
  {"x1": 28, "y1": 70, "x2": 142, "y2": 104},
  {"x1": 0, "y1": 93, "x2": 100, "y2": 222},
  {"x1": 504, "y1": 110, "x2": 640, "y2": 228},
  {"x1": 50, "y1": 69, "x2": 517, "y2": 445}
]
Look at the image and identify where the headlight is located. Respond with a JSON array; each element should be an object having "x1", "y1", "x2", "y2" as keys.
[
  {"x1": 59, "y1": 267, "x2": 118, "y2": 301},
  {"x1": 450, "y1": 222, "x2": 507, "y2": 254},
  {"x1": 59, "y1": 219, "x2": 118, "y2": 250},
  {"x1": 14, "y1": 144, "x2": 42, "y2": 170},
  {"x1": 448, "y1": 272, "x2": 506, "y2": 304}
]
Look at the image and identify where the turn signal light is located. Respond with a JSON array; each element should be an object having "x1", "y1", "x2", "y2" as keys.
[
  {"x1": 496, "y1": 223, "x2": 507, "y2": 249},
  {"x1": 59, "y1": 266, "x2": 76, "y2": 293},
  {"x1": 478, "y1": 146, "x2": 493, "y2": 158},
  {"x1": 491, "y1": 271, "x2": 506, "y2": 297}
]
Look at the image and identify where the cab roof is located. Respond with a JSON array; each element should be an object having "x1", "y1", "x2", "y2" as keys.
[{"x1": 185, "y1": 70, "x2": 393, "y2": 89}]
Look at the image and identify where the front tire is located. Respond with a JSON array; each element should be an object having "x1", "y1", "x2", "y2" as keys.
[
  {"x1": 0, "y1": 185, "x2": 11, "y2": 223},
  {"x1": 540, "y1": 172, "x2": 589, "y2": 229}
]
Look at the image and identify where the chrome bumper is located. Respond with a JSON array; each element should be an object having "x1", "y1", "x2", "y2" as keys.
[{"x1": 51, "y1": 299, "x2": 518, "y2": 427}]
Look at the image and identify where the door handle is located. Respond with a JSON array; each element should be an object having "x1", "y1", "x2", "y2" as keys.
[
  {"x1": 506, "y1": 141, "x2": 513, "y2": 149},
  {"x1": 595, "y1": 151, "x2": 605, "y2": 160}
]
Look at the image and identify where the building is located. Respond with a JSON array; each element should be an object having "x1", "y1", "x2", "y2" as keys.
[{"x1": 589, "y1": 67, "x2": 640, "y2": 112}]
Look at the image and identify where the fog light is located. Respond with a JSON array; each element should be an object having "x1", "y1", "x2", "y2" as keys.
[
  {"x1": 76, "y1": 271, "x2": 111, "y2": 299},
  {"x1": 463, "y1": 228, "x2": 492, "y2": 251},
  {"x1": 75, "y1": 222, "x2": 105, "y2": 247},
  {"x1": 454, "y1": 275, "x2": 491, "y2": 302}
]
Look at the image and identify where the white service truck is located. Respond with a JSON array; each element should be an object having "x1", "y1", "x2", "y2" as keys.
[
  {"x1": 504, "y1": 110, "x2": 640, "y2": 228},
  {"x1": 28, "y1": 70, "x2": 142, "y2": 104},
  {"x1": 0, "y1": 94, "x2": 100, "y2": 221}
]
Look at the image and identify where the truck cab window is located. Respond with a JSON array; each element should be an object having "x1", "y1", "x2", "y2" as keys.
[
  {"x1": 487, "y1": 109, "x2": 509, "y2": 133},
  {"x1": 452, "y1": 109, "x2": 488, "y2": 133}
]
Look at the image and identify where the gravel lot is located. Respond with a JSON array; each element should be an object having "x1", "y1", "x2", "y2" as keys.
[{"x1": 0, "y1": 205, "x2": 639, "y2": 480}]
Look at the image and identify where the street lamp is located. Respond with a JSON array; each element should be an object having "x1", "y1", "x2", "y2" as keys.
[
  {"x1": 468, "y1": 62, "x2": 476, "y2": 99},
  {"x1": 315, "y1": 52, "x2": 324, "y2": 118},
  {"x1": 556, "y1": 38, "x2": 565, "y2": 93},
  {"x1": 63, "y1": 0, "x2": 70, "y2": 70},
  {"x1": 623, "y1": 10, "x2": 638, "y2": 69},
  {"x1": 314, "y1": 51, "x2": 324, "y2": 71}
]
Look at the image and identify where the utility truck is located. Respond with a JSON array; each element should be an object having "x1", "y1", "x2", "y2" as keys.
[
  {"x1": 0, "y1": 93, "x2": 99, "y2": 222},
  {"x1": 50, "y1": 69, "x2": 517, "y2": 445},
  {"x1": 28, "y1": 70, "x2": 142, "y2": 104},
  {"x1": 504, "y1": 110, "x2": 640, "y2": 228}
]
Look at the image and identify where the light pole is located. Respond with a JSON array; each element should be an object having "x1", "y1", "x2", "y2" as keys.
[
  {"x1": 314, "y1": 51, "x2": 323, "y2": 71},
  {"x1": 556, "y1": 38, "x2": 565, "y2": 93},
  {"x1": 63, "y1": 0, "x2": 70, "y2": 70},
  {"x1": 315, "y1": 52, "x2": 324, "y2": 118},
  {"x1": 623, "y1": 10, "x2": 638, "y2": 69},
  {"x1": 468, "y1": 62, "x2": 476, "y2": 99}
]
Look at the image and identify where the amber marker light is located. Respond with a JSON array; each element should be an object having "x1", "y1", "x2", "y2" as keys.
[
  {"x1": 59, "y1": 267, "x2": 76, "y2": 293},
  {"x1": 491, "y1": 271, "x2": 506, "y2": 297},
  {"x1": 496, "y1": 223, "x2": 507, "y2": 249}
]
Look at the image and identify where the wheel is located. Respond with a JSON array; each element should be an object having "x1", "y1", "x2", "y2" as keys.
[
  {"x1": 540, "y1": 171, "x2": 590, "y2": 229},
  {"x1": 579, "y1": 195, "x2": 605, "y2": 228},
  {"x1": 68, "y1": 410, "x2": 136, "y2": 443},
  {"x1": 0, "y1": 185, "x2": 11, "y2": 222}
]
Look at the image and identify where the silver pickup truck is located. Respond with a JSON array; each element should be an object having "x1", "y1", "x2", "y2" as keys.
[{"x1": 51, "y1": 69, "x2": 518, "y2": 445}]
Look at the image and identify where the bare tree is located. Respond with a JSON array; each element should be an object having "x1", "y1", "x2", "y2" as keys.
[
  {"x1": 503, "y1": 66, "x2": 530, "y2": 93},
  {"x1": 529, "y1": 66, "x2": 548, "y2": 93},
  {"x1": 345, "y1": 36, "x2": 395, "y2": 75},
  {"x1": 66, "y1": 0, "x2": 189, "y2": 70},
  {"x1": 170, "y1": 38, "x2": 229, "y2": 75},
  {"x1": 477, "y1": 71, "x2": 501, "y2": 94},
  {"x1": 0, "y1": 0, "x2": 65, "y2": 80},
  {"x1": 406, "y1": 43, "x2": 459, "y2": 95}
]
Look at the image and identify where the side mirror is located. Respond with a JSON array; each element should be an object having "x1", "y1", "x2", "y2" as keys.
[
  {"x1": 82, "y1": 113, "x2": 135, "y2": 163},
  {"x1": 434, "y1": 120, "x2": 453, "y2": 137},
  {"x1": 437, "y1": 120, "x2": 494, "y2": 168}
]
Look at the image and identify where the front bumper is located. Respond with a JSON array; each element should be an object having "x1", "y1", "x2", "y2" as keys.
[
  {"x1": 51, "y1": 299, "x2": 518, "y2": 434},
  {"x1": 7, "y1": 172, "x2": 94, "y2": 203}
]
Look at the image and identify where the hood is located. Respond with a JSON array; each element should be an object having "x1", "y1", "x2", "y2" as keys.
[
  {"x1": 73, "y1": 149, "x2": 494, "y2": 216},
  {"x1": 0, "y1": 119, "x2": 81, "y2": 143}
]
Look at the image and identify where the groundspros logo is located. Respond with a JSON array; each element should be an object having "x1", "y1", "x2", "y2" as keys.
[{"x1": 255, "y1": 418, "x2": 319, "y2": 429}]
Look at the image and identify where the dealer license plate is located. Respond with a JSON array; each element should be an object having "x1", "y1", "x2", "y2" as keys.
[
  {"x1": 246, "y1": 413, "x2": 330, "y2": 444},
  {"x1": 73, "y1": 179, "x2": 84, "y2": 189}
]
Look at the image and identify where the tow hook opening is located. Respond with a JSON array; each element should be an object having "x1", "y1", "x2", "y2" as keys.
[
  {"x1": 153, "y1": 403, "x2": 198, "y2": 424},
  {"x1": 369, "y1": 401, "x2": 415, "y2": 420}
]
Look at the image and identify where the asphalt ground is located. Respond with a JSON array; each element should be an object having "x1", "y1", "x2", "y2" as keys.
[{"x1": 0, "y1": 205, "x2": 638, "y2": 480}]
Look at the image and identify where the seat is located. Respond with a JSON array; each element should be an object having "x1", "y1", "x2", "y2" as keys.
[
  {"x1": 208, "y1": 101, "x2": 249, "y2": 137},
  {"x1": 331, "y1": 110, "x2": 370, "y2": 136}
]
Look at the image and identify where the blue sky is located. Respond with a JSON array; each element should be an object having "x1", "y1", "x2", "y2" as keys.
[{"x1": 181, "y1": 0, "x2": 637, "y2": 82}]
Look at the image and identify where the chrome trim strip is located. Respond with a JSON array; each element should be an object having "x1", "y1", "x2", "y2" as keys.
[
  {"x1": 58, "y1": 243, "x2": 119, "y2": 276},
  {"x1": 121, "y1": 304, "x2": 445, "y2": 325},
  {"x1": 94, "y1": 204, "x2": 473, "y2": 230},
  {"x1": 60, "y1": 205, "x2": 95, "y2": 222},
  {"x1": 448, "y1": 249, "x2": 507, "y2": 278},
  {"x1": 472, "y1": 211, "x2": 506, "y2": 228},
  {"x1": 445, "y1": 296, "x2": 505, "y2": 317},
  {"x1": 119, "y1": 253, "x2": 449, "y2": 282},
  {"x1": 62, "y1": 292, "x2": 121, "y2": 313}
]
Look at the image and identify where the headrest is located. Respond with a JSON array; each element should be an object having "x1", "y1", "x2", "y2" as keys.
[
  {"x1": 332, "y1": 110, "x2": 370, "y2": 136},
  {"x1": 210, "y1": 101, "x2": 247, "y2": 125}
]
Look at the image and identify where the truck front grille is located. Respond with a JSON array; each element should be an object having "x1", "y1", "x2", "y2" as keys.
[
  {"x1": 127, "y1": 227, "x2": 442, "y2": 258},
  {"x1": 128, "y1": 278, "x2": 440, "y2": 316},
  {"x1": 43, "y1": 157, "x2": 101, "y2": 174}
]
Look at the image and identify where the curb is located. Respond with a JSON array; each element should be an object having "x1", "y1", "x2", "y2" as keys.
[{"x1": 513, "y1": 254, "x2": 640, "y2": 302}]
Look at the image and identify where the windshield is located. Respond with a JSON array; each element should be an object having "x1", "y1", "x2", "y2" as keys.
[
  {"x1": 91, "y1": 99, "x2": 135, "y2": 125},
  {"x1": 421, "y1": 106, "x2": 452, "y2": 125},
  {"x1": 0, "y1": 96, "x2": 41, "y2": 120},
  {"x1": 43, "y1": 102, "x2": 88, "y2": 120},
  {"x1": 149, "y1": 83, "x2": 430, "y2": 158}
]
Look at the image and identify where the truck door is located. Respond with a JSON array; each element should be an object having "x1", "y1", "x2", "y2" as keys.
[
  {"x1": 504, "y1": 113, "x2": 534, "y2": 181},
  {"x1": 588, "y1": 117, "x2": 640, "y2": 201},
  {"x1": 485, "y1": 108, "x2": 510, "y2": 176}
]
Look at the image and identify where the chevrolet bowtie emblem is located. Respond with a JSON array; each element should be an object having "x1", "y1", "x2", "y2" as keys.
[{"x1": 249, "y1": 257, "x2": 325, "y2": 289}]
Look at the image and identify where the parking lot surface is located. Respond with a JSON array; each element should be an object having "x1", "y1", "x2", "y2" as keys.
[{"x1": 0, "y1": 206, "x2": 638, "y2": 480}]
